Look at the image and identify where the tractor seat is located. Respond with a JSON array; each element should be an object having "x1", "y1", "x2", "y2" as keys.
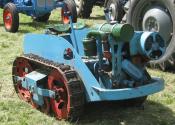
[
  {"x1": 46, "y1": 22, "x2": 86, "y2": 35},
  {"x1": 46, "y1": 24, "x2": 71, "y2": 34}
]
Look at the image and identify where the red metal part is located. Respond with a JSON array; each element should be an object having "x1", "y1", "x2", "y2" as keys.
[
  {"x1": 48, "y1": 69, "x2": 70, "y2": 119},
  {"x1": 13, "y1": 58, "x2": 38, "y2": 108},
  {"x1": 61, "y1": 9, "x2": 70, "y2": 24},
  {"x1": 16, "y1": 83, "x2": 31, "y2": 102},
  {"x1": 3, "y1": 9, "x2": 12, "y2": 30},
  {"x1": 66, "y1": 48, "x2": 73, "y2": 56}
]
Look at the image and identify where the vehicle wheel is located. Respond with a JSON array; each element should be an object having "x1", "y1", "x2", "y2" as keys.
[
  {"x1": 12, "y1": 57, "x2": 38, "y2": 108},
  {"x1": 77, "y1": 0, "x2": 94, "y2": 18},
  {"x1": 48, "y1": 68, "x2": 84, "y2": 120},
  {"x1": 3, "y1": 3, "x2": 19, "y2": 33},
  {"x1": 62, "y1": 0, "x2": 77, "y2": 24},
  {"x1": 34, "y1": 13, "x2": 51, "y2": 22},
  {"x1": 127, "y1": 0, "x2": 175, "y2": 70},
  {"x1": 74, "y1": 0, "x2": 83, "y2": 16},
  {"x1": 105, "y1": 0, "x2": 125, "y2": 22}
]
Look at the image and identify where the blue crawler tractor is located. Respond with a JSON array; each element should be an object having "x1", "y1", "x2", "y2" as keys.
[
  {"x1": 12, "y1": 18, "x2": 165, "y2": 120},
  {"x1": 0, "y1": 0, "x2": 77, "y2": 32}
]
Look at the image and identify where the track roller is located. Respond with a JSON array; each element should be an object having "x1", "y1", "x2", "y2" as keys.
[{"x1": 12, "y1": 54, "x2": 85, "y2": 120}]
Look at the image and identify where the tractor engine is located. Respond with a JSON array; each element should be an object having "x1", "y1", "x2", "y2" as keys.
[{"x1": 83, "y1": 23, "x2": 165, "y2": 89}]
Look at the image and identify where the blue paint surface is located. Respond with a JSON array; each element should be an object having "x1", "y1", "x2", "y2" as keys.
[
  {"x1": 24, "y1": 32, "x2": 164, "y2": 102},
  {"x1": 18, "y1": 71, "x2": 55, "y2": 105},
  {"x1": 0, "y1": 0, "x2": 65, "y2": 17}
]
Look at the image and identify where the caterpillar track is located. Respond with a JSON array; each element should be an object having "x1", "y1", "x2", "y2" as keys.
[{"x1": 12, "y1": 54, "x2": 85, "y2": 120}]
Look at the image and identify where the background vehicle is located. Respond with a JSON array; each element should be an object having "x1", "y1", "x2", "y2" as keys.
[
  {"x1": 75, "y1": 0, "x2": 175, "y2": 70},
  {"x1": 74, "y1": 0, "x2": 125, "y2": 20},
  {"x1": 74, "y1": 0, "x2": 103, "y2": 18},
  {"x1": 0, "y1": 0, "x2": 77, "y2": 32}
]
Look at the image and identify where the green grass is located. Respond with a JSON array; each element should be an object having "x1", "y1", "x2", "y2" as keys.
[{"x1": 0, "y1": 6, "x2": 175, "y2": 125}]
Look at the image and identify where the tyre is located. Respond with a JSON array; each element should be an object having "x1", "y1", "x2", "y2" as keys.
[
  {"x1": 34, "y1": 13, "x2": 51, "y2": 22},
  {"x1": 62, "y1": 0, "x2": 77, "y2": 24},
  {"x1": 104, "y1": 0, "x2": 125, "y2": 22},
  {"x1": 127, "y1": 0, "x2": 175, "y2": 70},
  {"x1": 76, "y1": 0, "x2": 94, "y2": 18},
  {"x1": 3, "y1": 3, "x2": 19, "y2": 33},
  {"x1": 74, "y1": 0, "x2": 83, "y2": 16}
]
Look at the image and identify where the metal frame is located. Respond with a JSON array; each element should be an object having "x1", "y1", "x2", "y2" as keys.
[{"x1": 23, "y1": 29, "x2": 164, "y2": 102}]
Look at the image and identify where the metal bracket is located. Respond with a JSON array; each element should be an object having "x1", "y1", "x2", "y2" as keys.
[{"x1": 16, "y1": 71, "x2": 55, "y2": 106}]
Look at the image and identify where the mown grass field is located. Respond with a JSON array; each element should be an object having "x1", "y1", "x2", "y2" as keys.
[{"x1": 0, "y1": 6, "x2": 175, "y2": 125}]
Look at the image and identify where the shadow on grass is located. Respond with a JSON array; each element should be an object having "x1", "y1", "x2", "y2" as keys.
[
  {"x1": 77, "y1": 101, "x2": 175, "y2": 125},
  {"x1": 147, "y1": 64, "x2": 175, "y2": 74}
]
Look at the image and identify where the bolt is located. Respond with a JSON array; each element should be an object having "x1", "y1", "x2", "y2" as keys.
[{"x1": 6, "y1": 16, "x2": 10, "y2": 20}]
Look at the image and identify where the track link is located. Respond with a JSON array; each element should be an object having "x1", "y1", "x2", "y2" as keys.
[{"x1": 13, "y1": 54, "x2": 85, "y2": 120}]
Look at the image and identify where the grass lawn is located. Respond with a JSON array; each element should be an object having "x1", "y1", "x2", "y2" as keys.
[{"x1": 0, "y1": 6, "x2": 175, "y2": 125}]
